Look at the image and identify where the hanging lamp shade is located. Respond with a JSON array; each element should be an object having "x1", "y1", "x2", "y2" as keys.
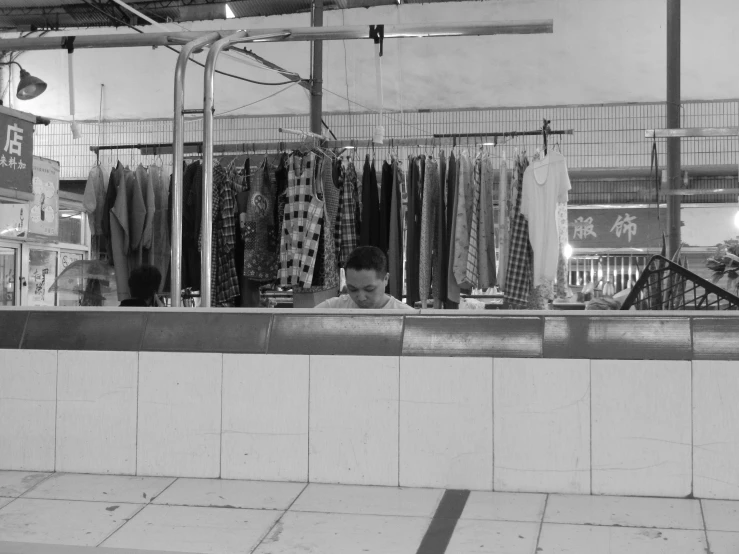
[{"x1": 16, "y1": 68, "x2": 47, "y2": 100}]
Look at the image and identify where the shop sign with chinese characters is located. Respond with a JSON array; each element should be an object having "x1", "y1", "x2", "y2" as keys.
[
  {"x1": 0, "y1": 106, "x2": 34, "y2": 192},
  {"x1": 568, "y1": 207, "x2": 667, "y2": 249},
  {"x1": 28, "y1": 156, "x2": 59, "y2": 237}
]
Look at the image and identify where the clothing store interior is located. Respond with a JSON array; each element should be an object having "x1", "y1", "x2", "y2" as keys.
[{"x1": 0, "y1": 0, "x2": 735, "y2": 312}]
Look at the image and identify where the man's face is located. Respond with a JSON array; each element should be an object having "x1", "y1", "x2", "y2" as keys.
[{"x1": 346, "y1": 268, "x2": 389, "y2": 309}]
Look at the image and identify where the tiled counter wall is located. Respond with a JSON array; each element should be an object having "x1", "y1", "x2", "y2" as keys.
[{"x1": 1, "y1": 347, "x2": 738, "y2": 500}]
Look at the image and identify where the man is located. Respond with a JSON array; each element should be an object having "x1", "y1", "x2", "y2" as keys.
[
  {"x1": 120, "y1": 265, "x2": 164, "y2": 307},
  {"x1": 315, "y1": 246, "x2": 413, "y2": 310}
]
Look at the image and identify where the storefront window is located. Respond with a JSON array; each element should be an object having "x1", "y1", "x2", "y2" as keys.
[{"x1": 59, "y1": 210, "x2": 84, "y2": 245}]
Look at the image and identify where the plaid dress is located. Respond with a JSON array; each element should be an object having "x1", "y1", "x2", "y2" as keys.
[
  {"x1": 334, "y1": 161, "x2": 359, "y2": 266},
  {"x1": 279, "y1": 154, "x2": 315, "y2": 286},
  {"x1": 213, "y1": 163, "x2": 240, "y2": 306},
  {"x1": 504, "y1": 154, "x2": 533, "y2": 307},
  {"x1": 465, "y1": 157, "x2": 482, "y2": 289}
]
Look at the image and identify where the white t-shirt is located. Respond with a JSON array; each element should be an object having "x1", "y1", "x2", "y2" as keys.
[
  {"x1": 314, "y1": 294, "x2": 414, "y2": 310},
  {"x1": 521, "y1": 151, "x2": 571, "y2": 287}
]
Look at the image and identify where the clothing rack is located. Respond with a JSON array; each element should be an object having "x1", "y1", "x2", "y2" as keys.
[{"x1": 90, "y1": 127, "x2": 575, "y2": 157}]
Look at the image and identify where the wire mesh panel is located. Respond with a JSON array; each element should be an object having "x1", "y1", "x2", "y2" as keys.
[
  {"x1": 620, "y1": 255, "x2": 739, "y2": 310},
  {"x1": 33, "y1": 98, "x2": 739, "y2": 180}
]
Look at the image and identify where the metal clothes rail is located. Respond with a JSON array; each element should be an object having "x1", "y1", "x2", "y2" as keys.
[{"x1": 3, "y1": 19, "x2": 555, "y2": 306}]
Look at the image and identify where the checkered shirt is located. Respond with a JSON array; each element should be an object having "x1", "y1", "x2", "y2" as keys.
[
  {"x1": 333, "y1": 161, "x2": 359, "y2": 267},
  {"x1": 504, "y1": 155, "x2": 533, "y2": 307},
  {"x1": 279, "y1": 154, "x2": 314, "y2": 286},
  {"x1": 464, "y1": 157, "x2": 481, "y2": 289}
]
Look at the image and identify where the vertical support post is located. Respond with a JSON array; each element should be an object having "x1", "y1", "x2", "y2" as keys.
[
  {"x1": 171, "y1": 32, "x2": 219, "y2": 307},
  {"x1": 666, "y1": 0, "x2": 681, "y2": 259},
  {"x1": 310, "y1": 0, "x2": 323, "y2": 135}
]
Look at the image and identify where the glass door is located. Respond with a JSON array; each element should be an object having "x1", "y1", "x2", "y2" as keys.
[
  {"x1": 21, "y1": 246, "x2": 58, "y2": 307},
  {"x1": 0, "y1": 242, "x2": 20, "y2": 306}
]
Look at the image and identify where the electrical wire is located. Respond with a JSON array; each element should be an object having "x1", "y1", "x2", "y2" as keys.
[{"x1": 78, "y1": 0, "x2": 297, "y2": 86}]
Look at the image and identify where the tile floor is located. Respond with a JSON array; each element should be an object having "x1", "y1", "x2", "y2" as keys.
[{"x1": 0, "y1": 471, "x2": 737, "y2": 554}]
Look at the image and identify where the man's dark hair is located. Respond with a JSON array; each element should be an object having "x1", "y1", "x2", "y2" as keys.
[
  {"x1": 345, "y1": 246, "x2": 388, "y2": 276},
  {"x1": 128, "y1": 265, "x2": 162, "y2": 299}
]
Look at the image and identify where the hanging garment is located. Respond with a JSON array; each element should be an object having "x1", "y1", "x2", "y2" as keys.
[
  {"x1": 445, "y1": 152, "x2": 460, "y2": 308},
  {"x1": 322, "y1": 155, "x2": 340, "y2": 229},
  {"x1": 242, "y1": 160, "x2": 279, "y2": 282},
  {"x1": 212, "y1": 162, "x2": 240, "y2": 306},
  {"x1": 181, "y1": 161, "x2": 202, "y2": 290},
  {"x1": 360, "y1": 155, "x2": 382, "y2": 248},
  {"x1": 128, "y1": 167, "x2": 147, "y2": 266},
  {"x1": 137, "y1": 164, "x2": 156, "y2": 257},
  {"x1": 497, "y1": 158, "x2": 510, "y2": 290},
  {"x1": 388, "y1": 158, "x2": 404, "y2": 300},
  {"x1": 478, "y1": 156, "x2": 497, "y2": 289},
  {"x1": 435, "y1": 152, "x2": 448, "y2": 308},
  {"x1": 521, "y1": 150, "x2": 571, "y2": 289},
  {"x1": 279, "y1": 154, "x2": 314, "y2": 286},
  {"x1": 300, "y1": 156, "x2": 339, "y2": 292},
  {"x1": 102, "y1": 162, "x2": 122, "y2": 265},
  {"x1": 83, "y1": 164, "x2": 110, "y2": 260},
  {"x1": 464, "y1": 157, "x2": 482, "y2": 289},
  {"x1": 453, "y1": 151, "x2": 474, "y2": 289},
  {"x1": 147, "y1": 164, "x2": 170, "y2": 293},
  {"x1": 334, "y1": 160, "x2": 359, "y2": 266},
  {"x1": 405, "y1": 156, "x2": 421, "y2": 306},
  {"x1": 110, "y1": 168, "x2": 145, "y2": 300},
  {"x1": 379, "y1": 160, "x2": 393, "y2": 254},
  {"x1": 419, "y1": 158, "x2": 439, "y2": 306},
  {"x1": 296, "y1": 157, "x2": 324, "y2": 289},
  {"x1": 504, "y1": 155, "x2": 533, "y2": 307}
]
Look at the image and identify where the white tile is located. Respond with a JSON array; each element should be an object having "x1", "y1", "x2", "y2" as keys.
[
  {"x1": 446, "y1": 519, "x2": 539, "y2": 554},
  {"x1": 694, "y1": 361, "x2": 739, "y2": 499},
  {"x1": 545, "y1": 494, "x2": 703, "y2": 529},
  {"x1": 100, "y1": 504, "x2": 280, "y2": 554},
  {"x1": 707, "y1": 531, "x2": 739, "y2": 554},
  {"x1": 0, "y1": 497, "x2": 12, "y2": 509},
  {"x1": 56, "y1": 351, "x2": 138, "y2": 475},
  {"x1": 290, "y1": 483, "x2": 442, "y2": 517},
  {"x1": 152, "y1": 478, "x2": 305, "y2": 510},
  {"x1": 252, "y1": 511, "x2": 429, "y2": 554},
  {"x1": 702, "y1": 499, "x2": 739, "y2": 532},
  {"x1": 592, "y1": 360, "x2": 692, "y2": 497},
  {"x1": 137, "y1": 352, "x2": 222, "y2": 478},
  {"x1": 0, "y1": 350, "x2": 57, "y2": 471},
  {"x1": 309, "y1": 356, "x2": 399, "y2": 486},
  {"x1": 493, "y1": 358, "x2": 590, "y2": 494},
  {"x1": 0, "y1": 498, "x2": 143, "y2": 546},
  {"x1": 222, "y1": 354, "x2": 309, "y2": 482},
  {"x1": 399, "y1": 357, "x2": 493, "y2": 490},
  {"x1": 0, "y1": 471, "x2": 51, "y2": 497},
  {"x1": 24, "y1": 473, "x2": 174, "y2": 503},
  {"x1": 461, "y1": 491, "x2": 546, "y2": 523},
  {"x1": 537, "y1": 523, "x2": 707, "y2": 554}
]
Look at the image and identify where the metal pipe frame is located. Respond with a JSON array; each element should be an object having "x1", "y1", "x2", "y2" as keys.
[
  {"x1": 202, "y1": 30, "x2": 291, "y2": 307},
  {"x1": 170, "y1": 32, "x2": 221, "y2": 306},
  {"x1": 0, "y1": 20, "x2": 553, "y2": 51},
  {"x1": 645, "y1": 127, "x2": 739, "y2": 138}
]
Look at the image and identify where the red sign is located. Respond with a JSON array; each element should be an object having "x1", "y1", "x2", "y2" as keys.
[
  {"x1": 0, "y1": 106, "x2": 34, "y2": 193},
  {"x1": 569, "y1": 207, "x2": 667, "y2": 249}
]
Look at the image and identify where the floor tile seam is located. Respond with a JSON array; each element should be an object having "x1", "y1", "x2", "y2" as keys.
[
  {"x1": 699, "y1": 499, "x2": 713, "y2": 552},
  {"x1": 0, "y1": 540, "x2": 194, "y2": 554},
  {"x1": 539, "y1": 519, "x2": 706, "y2": 531},
  {"x1": 534, "y1": 494, "x2": 549, "y2": 552},
  {"x1": 248, "y1": 482, "x2": 309, "y2": 554},
  {"x1": 14, "y1": 473, "x2": 56, "y2": 499},
  {"x1": 10, "y1": 496, "x2": 295, "y2": 511},
  {"x1": 285, "y1": 507, "x2": 437, "y2": 519},
  {"x1": 96, "y1": 502, "x2": 149, "y2": 547}
]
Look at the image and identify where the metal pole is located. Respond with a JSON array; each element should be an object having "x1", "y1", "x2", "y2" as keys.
[
  {"x1": 202, "y1": 31, "x2": 289, "y2": 307},
  {"x1": 666, "y1": 0, "x2": 681, "y2": 259},
  {"x1": 0, "y1": 20, "x2": 554, "y2": 51},
  {"x1": 310, "y1": 0, "x2": 324, "y2": 136},
  {"x1": 171, "y1": 32, "x2": 220, "y2": 307}
]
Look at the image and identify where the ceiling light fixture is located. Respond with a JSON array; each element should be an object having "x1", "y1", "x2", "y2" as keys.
[
  {"x1": 225, "y1": 3, "x2": 236, "y2": 18},
  {"x1": 0, "y1": 61, "x2": 47, "y2": 100}
]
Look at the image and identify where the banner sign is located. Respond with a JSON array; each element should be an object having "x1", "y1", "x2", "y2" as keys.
[
  {"x1": 0, "y1": 106, "x2": 34, "y2": 192},
  {"x1": 29, "y1": 156, "x2": 59, "y2": 237},
  {"x1": 27, "y1": 248, "x2": 57, "y2": 307},
  {"x1": 569, "y1": 207, "x2": 667, "y2": 249},
  {"x1": 0, "y1": 202, "x2": 28, "y2": 238}
]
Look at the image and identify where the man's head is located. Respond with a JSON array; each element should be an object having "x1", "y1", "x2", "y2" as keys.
[
  {"x1": 344, "y1": 246, "x2": 389, "y2": 309},
  {"x1": 128, "y1": 265, "x2": 162, "y2": 305}
]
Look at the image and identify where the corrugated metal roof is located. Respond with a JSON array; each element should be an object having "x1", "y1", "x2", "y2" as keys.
[{"x1": 0, "y1": 0, "x2": 471, "y2": 31}]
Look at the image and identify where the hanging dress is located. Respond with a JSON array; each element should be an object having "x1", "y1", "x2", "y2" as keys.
[
  {"x1": 504, "y1": 154, "x2": 533, "y2": 308},
  {"x1": 243, "y1": 160, "x2": 279, "y2": 282}
]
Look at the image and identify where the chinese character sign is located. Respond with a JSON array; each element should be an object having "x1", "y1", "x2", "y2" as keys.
[
  {"x1": 29, "y1": 156, "x2": 60, "y2": 237},
  {"x1": 568, "y1": 208, "x2": 666, "y2": 248},
  {"x1": 0, "y1": 107, "x2": 34, "y2": 192}
]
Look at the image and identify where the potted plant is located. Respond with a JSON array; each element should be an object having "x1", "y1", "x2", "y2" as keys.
[{"x1": 705, "y1": 239, "x2": 739, "y2": 295}]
